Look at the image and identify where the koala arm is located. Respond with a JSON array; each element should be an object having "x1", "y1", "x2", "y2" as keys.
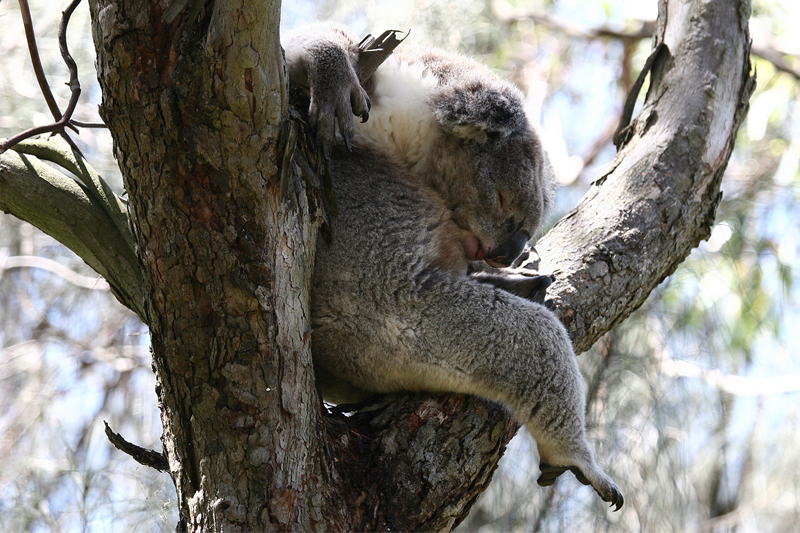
[
  {"x1": 313, "y1": 263, "x2": 623, "y2": 510},
  {"x1": 283, "y1": 23, "x2": 371, "y2": 154},
  {"x1": 469, "y1": 246, "x2": 554, "y2": 303},
  {"x1": 470, "y1": 272, "x2": 554, "y2": 304},
  {"x1": 418, "y1": 276, "x2": 622, "y2": 509}
]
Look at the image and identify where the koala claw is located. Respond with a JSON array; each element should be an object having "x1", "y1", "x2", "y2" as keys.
[
  {"x1": 538, "y1": 464, "x2": 624, "y2": 512},
  {"x1": 519, "y1": 274, "x2": 554, "y2": 304}
]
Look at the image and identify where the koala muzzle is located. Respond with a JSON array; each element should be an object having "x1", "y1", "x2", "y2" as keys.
[{"x1": 485, "y1": 230, "x2": 530, "y2": 268}]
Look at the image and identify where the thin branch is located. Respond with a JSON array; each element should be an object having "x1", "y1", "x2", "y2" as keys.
[
  {"x1": 104, "y1": 422, "x2": 170, "y2": 472},
  {"x1": 751, "y1": 43, "x2": 800, "y2": 80},
  {"x1": 17, "y1": 0, "x2": 77, "y2": 133},
  {"x1": 491, "y1": 1, "x2": 654, "y2": 43},
  {"x1": 0, "y1": 254, "x2": 110, "y2": 291},
  {"x1": 613, "y1": 42, "x2": 667, "y2": 148},
  {"x1": 492, "y1": 1, "x2": 800, "y2": 82},
  {"x1": 658, "y1": 354, "x2": 800, "y2": 396},
  {"x1": 0, "y1": 0, "x2": 85, "y2": 155},
  {"x1": 69, "y1": 120, "x2": 108, "y2": 129}
]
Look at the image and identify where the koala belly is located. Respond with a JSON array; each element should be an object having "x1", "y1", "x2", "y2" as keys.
[{"x1": 310, "y1": 146, "x2": 461, "y2": 403}]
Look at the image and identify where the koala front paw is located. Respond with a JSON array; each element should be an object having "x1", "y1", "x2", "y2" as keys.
[
  {"x1": 512, "y1": 274, "x2": 554, "y2": 304},
  {"x1": 309, "y1": 76, "x2": 370, "y2": 157},
  {"x1": 284, "y1": 24, "x2": 373, "y2": 157}
]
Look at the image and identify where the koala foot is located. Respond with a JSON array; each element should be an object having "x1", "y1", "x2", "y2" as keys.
[
  {"x1": 538, "y1": 463, "x2": 624, "y2": 511},
  {"x1": 309, "y1": 78, "x2": 370, "y2": 158},
  {"x1": 283, "y1": 24, "x2": 372, "y2": 156}
]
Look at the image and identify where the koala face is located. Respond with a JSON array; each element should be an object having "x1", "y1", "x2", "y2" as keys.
[{"x1": 427, "y1": 81, "x2": 552, "y2": 268}]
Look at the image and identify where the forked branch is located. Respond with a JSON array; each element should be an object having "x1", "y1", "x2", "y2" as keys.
[{"x1": 0, "y1": 0, "x2": 98, "y2": 156}]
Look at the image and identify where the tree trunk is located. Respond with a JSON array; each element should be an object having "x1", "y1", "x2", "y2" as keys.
[
  {"x1": 68, "y1": 0, "x2": 754, "y2": 530},
  {"x1": 88, "y1": 0, "x2": 328, "y2": 530}
]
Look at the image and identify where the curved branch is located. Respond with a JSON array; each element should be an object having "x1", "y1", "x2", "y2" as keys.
[
  {"x1": 537, "y1": 0, "x2": 756, "y2": 353},
  {"x1": 12, "y1": 137, "x2": 134, "y2": 252},
  {"x1": 0, "y1": 147, "x2": 145, "y2": 321},
  {"x1": 0, "y1": 254, "x2": 110, "y2": 291},
  {"x1": 17, "y1": 0, "x2": 75, "y2": 131}
]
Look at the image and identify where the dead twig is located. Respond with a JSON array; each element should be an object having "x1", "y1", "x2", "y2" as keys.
[
  {"x1": 357, "y1": 29, "x2": 408, "y2": 83},
  {"x1": 0, "y1": 0, "x2": 86, "y2": 155},
  {"x1": 104, "y1": 421, "x2": 170, "y2": 472},
  {"x1": 18, "y1": 0, "x2": 78, "y2": 133},
  {"x1": 69, "y1": 120, "x2": 107, "y2": 128}
]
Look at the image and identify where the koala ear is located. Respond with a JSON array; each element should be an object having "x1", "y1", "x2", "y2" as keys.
[{"x1": 430, "y1": 81, "x2": 528, "y2": 142}]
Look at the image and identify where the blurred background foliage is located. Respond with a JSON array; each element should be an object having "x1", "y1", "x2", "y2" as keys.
[{"x1": 1, "y1": 0, "x2": 798, "y2": 531}]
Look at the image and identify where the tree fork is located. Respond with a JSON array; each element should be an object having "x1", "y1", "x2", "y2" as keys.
[{"x1": 77, "y1": 0, "x2": 755, "y2": 530}]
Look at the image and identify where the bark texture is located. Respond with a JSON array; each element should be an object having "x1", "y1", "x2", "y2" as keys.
[
  {"x1": 88, "y1": 0, "x2": 326, "y2": 530},
  {"x1": 0, "y1": 0, "x2": 752, "y2": 530}
]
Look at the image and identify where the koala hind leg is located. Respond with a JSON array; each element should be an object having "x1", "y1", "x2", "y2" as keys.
[
  {"x1": 528, "y1": 421, "x2": 624, "y2": 511},
  {"x1": 394, "y1": 274, "x2": 624, "y2": 510}
]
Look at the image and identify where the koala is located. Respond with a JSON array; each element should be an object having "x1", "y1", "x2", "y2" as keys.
[{"x1": 284, "y1": 23, "x2": 623, "y2": 511}]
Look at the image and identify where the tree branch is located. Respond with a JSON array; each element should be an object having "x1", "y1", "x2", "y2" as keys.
[
  {"x1": 492, "y1": 0, "x2": 799, "y2": 81},
  {"x1": 0, "y1": 254, "x2": 110, "y2": 291},
  {"x1": 11, "y1": 137, "x2": 134, "y2": 252},
  {"x1": 657, "y1": 355, "x2": 800, "y2": 396},
  {"x1": 0, "y1": 142, "x2": 144, "y2": 320},
  {"x1": 17, "y1": 0, "x2": 77, "y2": 133},
  {"x1": 0, "y1": 0, "x2": 85, "y2": 155},
  {"x1": 536, "y1": 0, "x2": 756, "y2": 354},
  {"x1": 104, "y1": 422, "x2": 169, "y2": 472},
  {"x1": 750, "y1": 42, "x2": 800, "y2": 80}
]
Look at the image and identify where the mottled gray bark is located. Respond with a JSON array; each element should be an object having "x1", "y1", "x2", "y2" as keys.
[{"x1": 0, "y1": 0, "x2": 753, "y2": 530}]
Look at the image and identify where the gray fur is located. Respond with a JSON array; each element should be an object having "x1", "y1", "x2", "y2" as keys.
[{"x1": 284, "y1": 24, "x2": 623, "y2": 510}]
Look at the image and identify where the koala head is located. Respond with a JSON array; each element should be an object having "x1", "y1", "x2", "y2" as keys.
[{"x1": 425, "y1": 77, "x2": 554, "y2": 269}]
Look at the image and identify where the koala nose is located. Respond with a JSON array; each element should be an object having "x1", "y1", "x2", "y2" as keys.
[{"x1": 486, "y1": 230, "x2": 530, "y2": 267}]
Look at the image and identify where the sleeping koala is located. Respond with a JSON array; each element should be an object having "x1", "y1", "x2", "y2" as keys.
[{"x1": 284, "y1": 23, "x2": 623, "y2": 511}]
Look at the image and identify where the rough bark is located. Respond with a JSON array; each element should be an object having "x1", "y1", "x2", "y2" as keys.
[
  {"x1": 0, "y1": 0, "x2": 753, "y2": 530},
  {"x1": 87, "y1": 0, "x2": 326, "y2": 530}
]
